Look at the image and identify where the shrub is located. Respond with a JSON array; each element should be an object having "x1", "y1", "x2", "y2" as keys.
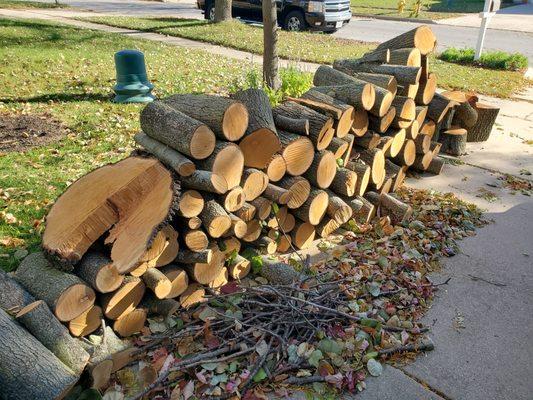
[{"x1": 439, "y1": 47, "x2": 528, "y2": 72}]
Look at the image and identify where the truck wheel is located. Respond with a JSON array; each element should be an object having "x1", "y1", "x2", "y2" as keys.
[
  {"x1": 205, "y1": 2, "x2": 215, "y2": 20},
  {"x1": 283, "y1": 10, "x2": 306, "y2": 32}
]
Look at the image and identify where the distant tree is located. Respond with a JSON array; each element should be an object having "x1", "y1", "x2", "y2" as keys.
[
  {"x1": 214, "y1": 0, "x2": 232, "y2": 22},
  {"x1": 262, "y1": 0, "x2": 280, "y2": 90}
]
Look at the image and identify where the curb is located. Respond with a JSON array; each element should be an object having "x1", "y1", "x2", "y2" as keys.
[{"x1": 351, "y1": 12, "x2": 436, "y2": 24}]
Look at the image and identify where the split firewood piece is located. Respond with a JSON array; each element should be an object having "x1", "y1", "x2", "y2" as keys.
[
  {"x1": 346, "y1": 160, "x2": 371, "y2": 196},
  {"x1": 76, "y1": 252, "x2": 123, "y2": 294},
  {"x1": 216, "y1": 186, "x2": 246, "y2": 212},
  {"x1": 303, "y1": 150, "x2": 337, "y2": 189},
  {"x1": 181, "y1": 170, "x2": 228, "y2": 194},
  {"x1": 392, "y1": 139, "x2": 417, "y2": 167},
  {"x1": 452, "y1": 100, "x2": 478, "y2": 129},
  {"x1": 163, "y1": 94, "x2": 249, "y2": 141},
  {"x1": 352, "y1": 109, "x2": 369, "y2": 137},
  {"x1": 273, "y1": 112, "x2": 310, "y2": 136},
  {"x1": 185, "y1": 245, "x2": 225, "y2": 284},
  {"x1": 242, "y1": 219, "x2": 262, "y2": 242},
  {"x1": 0, "y1": 308, "x2": 79, "y2": 400},
  {"x1": 15, "y1": 252, "x2": 95, "y2": 322},
  {"x1": 228, "y1": 254, "x2": 251, "y2": 280},
  {"x1": 43, "y1": 156, "x2": 178, "y2": 273},
  {"x1": 241, "y1": 168, "x2": 269, "y2": 201},
  {"x1": 176, "y1": 248, "x2": 213, "y2": 264},
  {"x1": 134, "y1": 132, "x2": 195, "y2": 177},
  {"x1": 184, "y1": 229, "x2": 209, "y2": 252},
  {"x1": 389, "y1": 48, "x2": 421, "y2": 67},
  {"x1": 411, "y1": 151, "x2": 434, "y2": 171},
  {"x1": 0, "y1": 269, "x2": 35, "y2": 314},
  {"x1": 141, "y1": 293, "x2": 180, "y2": 317},
  {"x1": 376, "y1": 25, "x2": 436, "y2": 55},
  {"x1": 354, "y1": 195, "x2": 376, "y2": 223},
  {"x1": 16, "y1": 300, "x2": 90, "y2": 375},
  {"x1": 439, "y1": 128, "x2": 467, "y2": 156},
  {"x1": 328, "y1": 136, "x2": 350, "y2": 158},
  {"x1": 385, "y1": 159, "x2": 407, "y2": 192},
  {"x1": 297, "y1": 89, "x2": 355, "y2": 137},
  {"x1": 250, "y1": 196, "x2": 272, "y2": 220},
  {"x1": 250, "y1": 236, "x2": 278, "y2": 255},
  {"x1": 263, "y1": 183, "x2": 292, "y2": 205},
  {"x1": 415, "y1": 133, "x2": 431, "y2": 153},
  {"x1": 315, "y1": 217, "x2": 341, "y2": 238},
  {"x1": 196, "y1": 141, "x2": 244, "y2": 189},
  {"x1": 325, "y1": 190, "x2": 353, "y2": 224},
  {"x1": 427, "y1": 93, "x2": 455, "y2": 123},
  {"x1": 68, "y1": 305, "x2": 102, "y2": 337},
  {"x1": 382, "y1": 128, "x2": 407, "y2": 157},
  {"x1": 232, "y1": 88, "x2": 281, "y2": 168},
  {"x1": 353, "y1": 72, "x2": 397, "y2": 95},
  {"x1": 420, "y1": 119, "x2": 436, "y2": 137},
  {"x1": 233, "y1": 201, "x2": 257, "y2": 222},
  {"x1": 113, "y1": 308, "x2": 148, "y2": 337},
  {"x1": 129, "y1": 260, "x2": 152, "y2": 278},
  {"x1": 227, "y1": 213, "x2": 248, "y2": 239},
  {"x1": 278, "y1": 176, "x2": 311, "y2": 209},
  {"x1": 278, "y1": 130, "x2": 315, "y2": 176},
  {"x1": 220, "y1": 237, "x2": 241, "y2": 257},
  {"x1": 353, "y1": 132, "x2": 381, "y2": 150},
  {"x1": 208, "y1": 267, "x2": 229, "y2": 291},
  {"x1": 329, "y1": 167, "x2": 357, "y2": 197},
  {"x1": 178, "y1": 190, "x2": 204, "y2": 218},
  {"x1": 355, "y1": 148, "x2": 386, "y2": 187},
  {"x1": 391, "y1": 96, "x2": 416, "y2": 128},
  {"x1": 274, "y1": 101, "x2": 334, "y2": 150},
  {"x1": 291, "y1": 221, "x2": 316, "y2": 250},
  {"x1": 161, "y1": 265, "x2": 189, "y2": 299},
  {"x1": 142, "y1": 268, "x2": 172, "y2": 299},
  {"x1": 100, "y1": 276, "x2": 145, "y2": 320},
  {"x1": 263, "y1": 153, "x2": 287, "y2": 182},
  {"x1": 415, "y1": 72, "x2": 437, "y2": 105},
  {"x1": 180, "y1": 283, "x2": 206, "y2": 309},
  {"x1": 406, "y1": 120, "x2": 419, "y2": 140},
  {"x1": 292, "y1": 189, "x2": 329, "y2": 225},
  {"x1": 341, "y1": 133, "x2": 355, "y2": 166},
  {"x1": 368, "y1": 106, "x2": 396, "y2": 133},
  {"x1": 426, "y1": 156, "x2": 445, "y2": 175},
  {"x1": 397, "y1": 83, "x2": 419, "y2": 99},
  {"x1": 200, "y1": 199, "x2": 232, "y2": 238},
  {"x1": 333, "y1": 60, "x2": 421, "y2": 86},
  {"x1": 140, "y1": 101, "x2": 215, "y2": 159}
]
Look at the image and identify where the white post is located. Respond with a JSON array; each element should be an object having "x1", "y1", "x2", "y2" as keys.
[{"x1": 474, "y1": 13, "x2": 491, "y2": 60}]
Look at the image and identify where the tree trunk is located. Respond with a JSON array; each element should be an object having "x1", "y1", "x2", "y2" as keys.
[
  {"x1": 273, "y1": 113, "x2": 309, "y2": 136},
  {"x1": 100, "y1": 276, "x2": 145, "y2": 320},
  {"x1": 0, "y1": 269, "x2": 35, "y2": 314},
  {"x1": 302, "y1": 150, "x2": 337, "y2": 189},
  {"x1": 466, "y1": 103, "x2": 499, "y2": 142},
  {"x1": 214, "y1": 0, "x2": 232, "y2": 22},
  {"x1": 415, "y1": 106, "x2": 428, "y2": 127},
  {"x1": 262, "y1": 0, "x2": 280, "y2": 90},
  {"x1": 385, "y1": 159, "x2": 406, "y2": 192},
  {"x1": 415, "y1": 133, "x2": 431, "y2": 153},
  {"x1": 68, "y1": 305, "x2": 102, "y2": 337},
  {"x1": 397, "y1": 83, "x2": 419, "y2": 99},
  {"x1": 427, "y1": 93, "x2": 454, "y2": 123},
  {"x1": 184, "y1": 245, "x2": 225, "y2": 284},
  {"x1": 277, "y1": 130, "x2": 315, "y2": 176},
  {"x1": 263, "y1": 153, "x2": 287, "y2": 181},
  {"x1": 389, "y1": 47, "x2": 421, "y2": 66},
  {"x1": 380, "y1": 193, "x2": 413, "y2": 224},
  {"x1": 199, "y1": 199, "x2": 231, "y2": 238},
  {"x1": 375, "y1": 25, "x2": 436, "y2": 55},
  {"x1": 292, "y1": 189, "x2": 329, "y2": 225},
  {"x1": 77, "y1": 252, "x2": 124, "y2": 294},
  {"x1": 410, "y1": 151, "x2": 434, "y2": 171},
  {"x1": 0, "y1": 308, "x2": 78, "y2": 400},
  {"x1": 160, "y1": 265, "x2": 189, "y2": 299}
]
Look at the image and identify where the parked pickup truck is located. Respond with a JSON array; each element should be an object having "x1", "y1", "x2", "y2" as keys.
[{"x1": 197, "y1": 0, "x2": 352, "y2": 33}]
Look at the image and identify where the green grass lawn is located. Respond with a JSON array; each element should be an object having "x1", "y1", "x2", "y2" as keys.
[
  {"x1": 0, "y1": 0, "x2": 67, "y2": 9},
  {"x1": 80, "y1": 16, "x2": 529, "y2": 98}
]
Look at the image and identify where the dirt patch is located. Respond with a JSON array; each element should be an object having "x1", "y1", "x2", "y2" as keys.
[{"x1": 0, "y1": 112, "x2": 69, "y2": 153}]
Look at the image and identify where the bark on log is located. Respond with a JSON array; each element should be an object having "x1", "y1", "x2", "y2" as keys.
[
  {"x1": 196, "y1": 141, "x2": 244, "y2": 189},
  {"x1": 181, "y1": 171, "x2": 228, "y2": 195},
  {"x1": 292, "y1": 189, "x2": 329, "y2": 225},
  {"x1": 328, "y1": 136, "x2": 350, "y2": 158},
  {"x1": 406, "y1": 119, "x2": 419, "y2": 140},
  {"x1": 176, "y1": 248, "x2": 213, "y2": 264},
  {"x1": 381, "y1": 128, "x2": 406, "y2": 158},
  {"x1": 415, "y1": 133, "x2": 431, "y2": 154},
  {"x1": 427, "y1": 93, "x2": 454, "y2": 123},
  {"x1": 142, "y1": 268, "x2": 172, "y2": 299},
  {"x1": 140, "y1": 101, "x2": 216, "y2": 160},
  {"x1": 227, "y1": 213, "x2": 248, "y2": 238},
  {"x1": 77, "y1": 252, "x2": 123, "y2": 294},
  {"x1": 420, "y1": 119, "x2": 436, "y2": 138},
  {"x1": 180, "y1": 283, "x2": 206, "y2": 309},
  {"x1": 16, "y1": 300, "x2": 90, "y2": 375},
  {"x1": 0, "y1": 308, "x2": 78, "y2": 400},
  {"x1": 341, "y1": 133, "x2": 356, "y2": 166},
  {"x1": 184, "y1": 245, "x2": 225, "y2": 284},
  {"x1": 329, "y1": 167, "x2": 358, "y2": 197},
  {"x1": 250, "y1": 236, "x2": 278, "y2": 255},
  {"x1": 353, "y1": 72, "x2": 397, "y2": 95},
  {"x1": 375, "y1": 25, "x2": 436, "y2": 55},
  {"x1": 302, "y1": 150, "x2": 337, "y2": 189},
  {"x1": 68, "y1": 305, "x2": 102, "y2": 337},
  {"x1": 415, "y1": 72, "x2": 437, "y2": 105},
  {"x1": 250, "y1": 196, "x2": 272, "y2": 220},
  {"x1": 273, "y1": 112, "x2": 310, "y2": 136},
  {"x1": 380, "y1": 193, "x2": 413, "y2": 224},
  {"x1": 233, "y1": 201, "x2": 257, "y2": 222},
  {"x1": 389, "y1": 48, "x2": 421, "y2": 66},
  {"x1": 466, "y1": 103, "x2": 499, "y2": 142},
  {"x1": 228, "y1": 254, "x2": 251, "y2": 280},
  {"x1": 277, "y1": 176, "x2": 311, "y2": 209},
  {"x1": 312, "y1": 84, "x2": 384, "y2": 116},
  {"x1": 346, "y1": 160, "x2": 371, "y2": 196},
  {"x1": 452, "y1": 100, "x2": 478, "y2": 129},
  {"x1": 277, "y1": 130, "x2": 315, "y2": 176},
  {"x1": 259, "y1": 257, "x2": 302, "y2": 284},
  {"x1": 15, "y1": 252, "x2": 95, "y2": 322},
  {"x1": 385, "y1": 159, "x2": 406, "y2": 192},
  {"x1": 410, "y1": 151, "x2": 434, "y2": 171},
  {"x1": 415, "y1": 106, "x2": 428, "y2": 127},
  {"x1": 325, "y1": 190, "x2": 353, "y2": 224},
  {"x1": 163, "y1": 94, "x2": 249, "y2": 141},
  {"x1": 263, "y1": 183, "x2": 292, "y2": 205},
  {"x1": 141, "y1": 292, "x2": 180, "y2": 317},
  {"x1": 314, "y1": 67, "x2": 374, "y2": 108},
  {"x1": 368, "y1": 106, "x2": 396, "y2": 133},
  {"x1": 161, "y1": 265, "x2": 189, "y2": 299},
  {"x1": 354, "y1": 195, "x2": 376, "y2": 223},
  {"x1": 426, "y1": 156, "x2": 445, "y2": 175},
  {"x1": 397, "y1": 83, "x2": 419, "y2": 99},
  {"x1": 200, "y1": 199, "x2": 231, "y2": 238},
  {"x1": 360, "y1": 48, "x2": 391, "y2": 63},
  {"x1": 100, "y1": 276, "x2": 145, "y2": 320},
  {"x1": 440, "y1": 129, "x2": 467, "y2": 156},
  {"x1": 0, "y1": 269, "x2": 35, "y2": 314},
  {"x1": 353, "y1": 131, "x2": 381, "y2": 150},
  {"x1": 354, "y1": 148, "x2": 385, "y2": 186},
  {"x1": 263, "y1": 153, "x2": 287, "y2": 182},
  {"x1": 333, "y1": 61, "x2": 421, "y2": 85},
  {"x1": 391, "y1": 139, "x2": 416, "y2": 167}
]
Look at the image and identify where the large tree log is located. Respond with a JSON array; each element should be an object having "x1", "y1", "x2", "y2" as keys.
[
  {"x1": 292, "y1": 189, "x2": 329, "y2": 225},
  {"x1": 466, "y1": 103, "x2": 499, "y2": 142},
  {"x1": 263, "y1": 153, "x2": 287, "y2": 182},
  {"x1": 380, "y1": 193, "x2": 413, "y2": 224},
  {"x1": 354, "y1": 195, "x2": 376, "y2": 223},
  {"x1": 274, "y1": 101, "x2": 334, "y2": 150},
  {"x1": 439, "y1": 128, "x2": 467, "y2": 156},
  {"x1": 134, "y1": 132, "x2": 195, "y2": 177},
  {"x1": 353, "y1": 72, "x2": 397, "y2": 95},
  {"x1": 415, "y1": 133, "x2": 431, "y2": 154},
  {"x1": 0, "y1": 269, "x2": 35, "y2": 314},
  {"x1": 163, "y1": 94, "x2": 249, "y2": 141},
  {"x1": 360, "y1": 48, "x2": 391, "y2": 63},
  {"x1": 384, "y1": 159, "x2": 406, "y2": 192},
  {"x1": 368, "y1": 106, "x2": 396, "y2": 133},
  {"x1": 196, "y1": 141, "x2": 244, "y2": 189},
  {"x1": 427, "y1": 93, "x2": 454, "y2": 123},
  {"x1": 140, "y1": 101, "x2": 216, "y2": 160},
  {"x1": 397, "y1": 83, "x2": 419, "y2": 99},
  {"x1": 43, "y1": 156, "x2": 179, "y2": 273},
  {"x1": 232, "y1": 88, "x2": 281, "y2": 168},
  {"x1": 406, "y1": 119, "x2": 419, "y2": 140},
  {"x1": 411, "y1": 150, "x2": 434, "y2": 172},
  {"x1": 329, "y1": 167, "x2": 358, "y2": 197},
  {"x1": 389, "y1": 47, "x2": 421, "y2": 66},
  {"x1": 100, "y1": 276, "x2": 145, "y2": 320},
  {"x1": 250, "y1": 236, "x2": 278, "y2": 255},
  {"x1": 77, "y1": 252, "x2": 123, "y2": 294},
  {"x1": 353, "y1": 132, "x2": 381, "y2": 150},
  {"x1": 376, "y1": 25, "x2": 437, "y2": 55},
  {"x1": 273, "y1": 112, "x2": 310, "y2": 136},
  {"x1": 68, "y1": 305, "x2": 102, "y2": 337},
  {"x1": 346, "y1": 160, "x2": 371, "y2": 196},
  {"x1": 15, "y1": 252, "x2": 95, "y2": 322},
  {"x1": 291, "y1": 221, "x2": 316, "y2": 250},
  {"x1": 160, "y1": 265, "x2": 189, "y2": 299},
  {"x1": 0, "y1": 308, "x2": 78, "y2": 400},
  {"x1": 16, "y1": 300, "x2": 90, "y2": 375},
  {"x1": 302, "y1": 150, "x2": 337, "y2": 189},
  {"x1": 452, "y1": 100, "x2": 478, "y2": 129},
  {"x1": 277, "y1": 176, "x2": 311, "y2": 209},
  {"x1": 354, "y1": 148, "x2": 385, "y2": 187},
  {"x1": 200, "y1": 199, "x2": 231, "y2": 238},
  {"x1": 277, "y1": 130, "x2": 315, "y2": 175},
  {"x1": 376, "y1": 136, "x2": 394, "y2": 158},
  {"x1": 240, "y1": 168, "x2": 269, "y2": 202}
]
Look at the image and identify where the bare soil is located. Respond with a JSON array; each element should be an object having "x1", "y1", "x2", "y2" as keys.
[{"x1": 0, "y1": 112, "x2": 68, "y2": 152}]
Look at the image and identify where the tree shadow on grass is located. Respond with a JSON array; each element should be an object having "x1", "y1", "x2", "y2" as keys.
[{"x1": 0, "y1": 93, "x2": 112, "y2": 104}]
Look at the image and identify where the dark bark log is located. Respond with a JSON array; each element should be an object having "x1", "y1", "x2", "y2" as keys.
[
  {"x1": 426, "y1": 156, "x2": 445, "y2": 175},
  {"x1": 368, "y1": 106, "x2": 396, "y2": 133},
  {"x1": 427, "y1": 93, "x2": 454, "y2": 123},
  {"x1": 200, "y1": 199, "x2": 231, "y2": 238},
  {"x1": 354, "y1": 195, "x2": 376, "y2": 223},
  {"x1": 180, "y1": 170, "x2": 228, "y2": 194},
  {"x1": 389, "y1": 47, "x2": 421, "y2": 66},
  {"x1": 329, "y1": 167, "x2": 358, "y2": 197},
  {"x1": 273, "y1": 113, "x2": 309, "y2": 135},
  {"x1": 353, "y1": 72, "x2": 397, "y2": 95},
  {"x1": 259, "y1": 257, "x2": 302, "y2": 284},
  {"x1": 439, "y1": 129, "x2": 467, "y2": 156},
  {"x1": 466, "y1": 103, "x2": 499, "y2": 142},
  {"x1": 141, "y1": 292, "x2": 180, "y2": 317},
  {"x1": 415, "y1": 133, "x2": 431, "y2": 154},
  {"x1": 0, "y1": 269, "x2": 35, "y2": 314},
  {"x1": 410, "y1": 151, "x2": 434, "y2": 172},
  {"x1": 415, "y1": 106, "x2": 428, "y2": 127},
  {"x1": 77, "y1": 251, "x2": 123, "y2": 294},
  {"x1": 325, "y1": 190, "x2": 352, "y2": 224},
  {"x1": 341, "y1": 133, "x2": 355, "y2": 167},
  {"x1": 380, "y1": 193, "x2": 413, "y2": 224},
  {"x1": 391, "y1": 139, "x2": 416, "y2": 167},
  {"x1": 328, "y1": 136, "x2": 350, "y2": 158},
  {"x1": 353, "y1": 131, "x2": 381, "y2": 150},
  {"x1": 360, "y1": 48, "x2": 390, "y2": 63},
  {"x1": 142, "y1": 268, "x2": 172, "y2": 299},
  {"x1": 333, "y1": 60, "x2": 421, "y2": 85},
  {"x1": 452, "y1": 100, "x2": 478, "y2": 129}
]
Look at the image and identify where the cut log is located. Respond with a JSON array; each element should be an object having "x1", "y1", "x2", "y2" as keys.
[
  {"x1": 16, "y1": 300, "x2": 90, "y2": 375},
  {"x1": 176, "y1": 248, "x2": 213, "y2": 264},
  {"x1": 426, "y1": 156, "x2": 445, "y2": 175},
  {"x1": 427, "y1": 93, "x2": 454, "y2": 123},
  {"x1": 334, "y1": 60, "x2": 421, "y2": 85},
  {"x1": 200, "y1": 199, "x2": 231, "y2": 238},
  {"x1": 233, "y1": 201, "x2": 257, "y2": 222},
  {"x1": 263, "y1": 183, "x2": 292, "y2": 205},
  {"x1": 376, "y1": 25, "x2": 436, "y2": 55},
  {"x1": 183, "y1": 229, "x2": 209, "y2": 252},
  {"x1": 406, "y1": 120, "x2": 419, "y2": 140},
  {"x1": 415, "y1": 133, "x2": 431, "y2": 153},
  {"x1": 276, "y1": 233, "x2": 293, "y2": 253},
  {"x1": 278, "y1": 176, "x2": 313, "y2": 209},
  {"x1": 181, "y1": 170, "x2": 228, "y2": 195},
  {"x1": 380, "y1": 193, "x2": 413, "y2": 224},
  {"x1": 0, "y1": 308, "x2": 78, "y2": 400},
  {"x1": 353, "y1": 72, "x2": 397, "y2": 95},
  {"x1": 385, "y1": 159, "x2": 406, "y2": 192},
  {"x1": 77, "y1": 252, "x2": 123, "y2": 294},
  {"x1": 251, "y1": 236, "x2": 278, "y2": 255},
  {"x1": 163, "y1": 94, "x2": 249, "y2": 141},
  {"x1": 411, "y1": 151, "x2": 434, "y2": 171},
  {"x1": 87, "y1": 326, "x2": 128, "y2": 389},
  {"x1": 368, "y1": 176, "x2": 392, "y2": 194},
  {"x1": 329, "y1": 167, "x2": 357, "y2": 197},
  {"x1": 452, "y1": 100, "x2": 478, "y2": 129},
  {"x1": 242, "y1": 219, "x2": 262, "y2": 242},
  {"x1": 328, "y1": 136, "x2": 350, "y2": 158},
  {"x1": 68, "y1": 305, "x2": 102, "y2": 337},
  {"x1": 341, "y1": 133, "x2": 356, "y2": 166},
  {"x1": 180, "y1": 283, "x2": 206, "y2": 309},
  {"x1": 228, "y1": 254, "x2": 251, "y2": 280},
  {"x1": 273, "y1": 112, "x2": 310, "y2": 136},
  {"x1": 346, "y1": 160, "x2": 371, "y2": 196},
  {"x1": 250, "y1": 196, "x2": 272, "y2": 220},
  {"x1": 185, "y1": 245, "x2": 225, "y2": 284},
  {"x1": 355, "y1": 195, "x2": 376, "y2": 223},
  {"x1": 274, "y1": 101, "x2": 334, "y2": 150},
  {"x1": 440, "y1": 128, "x2": 467, "y2": 156},
  {"x1": 43, "y1": 156, "x2": 178, "y2": 273},
  {"x1": 291, "y1": 221, "x2": 316, "y2": 250},
  {"x1": 382, "y1": 128, "x2": 406, "y2": 157},
  {"x1": 142, "y1": 268, "x2": 172, "y2": 299},
  {"x1": 312, "y1": 83, "x2": 386, "y2": 116},
  {"x1": 315, "y1": 217, "x2": 341, "y2": 238},
  {"x1": 220, "y1": 237, "x2": 241, "y2": 257},
  {"x1": 15, "y1": 252, "x2": 95, "y2": 322},
  {"x1": 0, "y1": 269, "x2": 35, "y2": 314},
  {"x1": 391, "y1": 96, "x2": 416, "y2": 128},
  {"x1": 227, "y1": 213, "x2": 248, "y2": 238},
  {"x1": 376, "y1": 136, "x2": 394, "y2": 157},
  {"x1": 217, "y1": 186, "x2": 246, "y2": 212},
  {"x1": 113, "y1": 308, "x2": 147, "y2": 337},
  {"x1": 368, "y1": 106, "x2": 396, "y2": 133},
  {"x1": 355, "y1": 148, "x2": 385, "y2": 186},
  {"x1": 232, "y1": 88, "x2": 281, "y2": 168},
  {"x1": 140, "y1": 101, "x2": 216, "y2": 159},
  {"x1": 141, "y1": 293, "x2": 180, "y2": 317},
  {"x1": 267, "y1": 204, "x2": 288, "y2": 229},
  {"x1": 100, "y1": 276, "x2": 145, "y2": 320},
  {"x1": 278, "y1": 130, "x2": 315, "y2": 175},
  {"x1": 397, "y1": 83, "x2": 419, "y2": 99},
  {"x1": 208, "y1": 267, "x2": 229, "y2": 290},
  {"x1": 302, "y1": 150, "x2": 337, "y2": 189},
  {"x1": 134, "y1": 132, "x2": 195, "y2": 177},
  {"x1": 280, "y1": 211, "x2": 296, "y2": 232},
  {"x1": 389, "y1": 48, "x2": 421, "y2": 67},
  {"x1": 263, "y1": 153, "x2": 287, "y2": 182},
  {"x1": 352, "y1": 108, "x2": 369, "y2": 137},
  {"x1": 392, "y1": 139, "x2": 416, "y2": 167},
  {"x1": 360, "y1": 48, "x2": 391, "y2": 63},
  {"x1": 241, "y1": 168, "x2": 269, "y2": 201},
  {"x1": 415, "y1": 72, "x2": 437, "y2": 105},
  {"x1": 466, "y1": 103, "x2": 499, "y2": 142},
  {"x1": 292, "y1": 189, "x2": 329, "y2": 225},
  {"x1": 137, "y1": 227, "x2": 168, "y2": 263},
  {"x1": 325, "y1": 190, "x2": 353, "y2": 224},
  {"x1": 415, "y1": 106, "x2": 428, "y2": 128},
  {"x1": 440, "y1": 108, "x2": 456, "y2": 132},
  {"x1": 196, "y1": 141, "x2": 244, "y2": 189},
  {"x1": 431, "y1": 141, "x2": 442, "y2": 156},
  {"x1": 129, "y1": 260, "x2": 152, "y2": 278},
  {"x1": 420, "y1": 119, "x2": 436, "y2": 137},
  {"x1": 186, "y1": 216, "x2": 203, "y2": 229},
  {"x1": 161, "y1": 265, "x2": 189, "y2": 299},
  {"x1": 353, "y1": 132, "x2": 381, "y2": 149},
  {"x1": 178, "y1": 190, "x2": 204, "y2": 218}
]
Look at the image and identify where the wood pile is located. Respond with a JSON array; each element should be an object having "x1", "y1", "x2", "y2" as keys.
[{"x1": 0, "y1": 25, "x2": 493, "y2": 398}]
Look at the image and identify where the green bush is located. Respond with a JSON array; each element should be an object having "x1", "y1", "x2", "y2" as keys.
[{"x1": 439, "y1": 47, "x2": 528, "y2": 72}]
